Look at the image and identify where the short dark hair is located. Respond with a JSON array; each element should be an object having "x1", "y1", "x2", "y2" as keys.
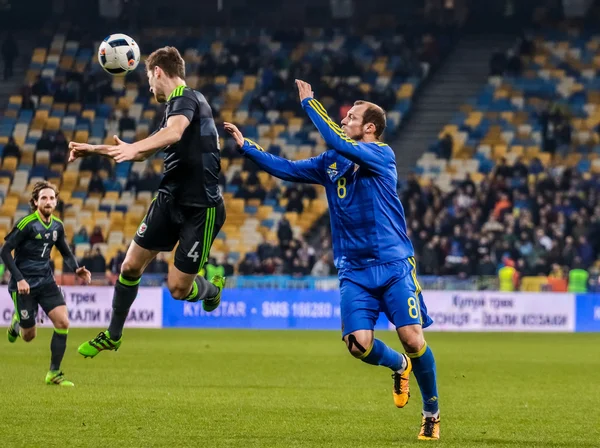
[
  {"x1": 30, "y1": 181, "x2": 58, "y2": 211},
  {"x1": 354, "y1": 100, "x2": 386, "y2": 139},
  {"x1": 145, "y1": 46, "x2": 185, "y2": 79}
]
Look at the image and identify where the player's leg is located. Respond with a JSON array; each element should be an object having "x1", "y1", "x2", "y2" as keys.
[
  {"x1": 7, "y1": 291, "x2": 21, "y2": 342},
  {"x1": 79, "y1": 194, "x2": 178, "y2": 358},
  {"x1": 172, "y1": 202, "x2": 226, "y2": 311},
  {"x1": 44, "y1": 286, "x2": 74, "y2": 386},
  {"x1": 78, "y1": 241, "x2": 158, "y2": 358},
  {"x1": 9, "y1": 291, "x2": 37, "y2": 342},
  {"x1": 340, "y1": 276, "x2": 407, "y2": 373},
  {"x1": 107, "y1": 241, "x2": 158, "y2": 340},
  {"x1": 382, "y1": 258, "x2": 439, "y2": 439}
]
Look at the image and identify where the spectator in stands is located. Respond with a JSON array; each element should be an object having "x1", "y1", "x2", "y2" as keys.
[
  {"x1": 512, "y1": 157, "x2": 529, "y2": 179},
  {"x1": 489, "y1": 48, "x2": 507, "y2": 76},
  {"x1": 80, "y1": 249, "x2": 94, "y2": 270},
  {"x1": 529, "y1": 157, "x2": 544, "y2": 175},
  {"x1": 230, "y1": 172, "x2": 243, "y2": 187},
  {"x1": 1, "y1": 33, "x2": 17, "y2": 80},
  {"x1": 80, "y1": 154, "x2": 112, "y2": 174},
  {"x1": 236, "y1": 182, "x2": 266, "y2": 201},
  {"x1": 3, "y1": 137, "x2": 21, "y2": 161},
  {"x1": 36, "y1": 132, "x2": 54, "y2": 152},
  {"x1": 493, "y1": 192, "x2": 512, "y2": 220},
  {"x1": 439, "y1": 133, "x2": 453, "y2": 160},
  {"x1": 277, "y1": 217, "x2": 293, "y2": 246},
  {"x1": 124, "y1": 171, "x2": 139, "y2": 192},
  {"x1": 87, "y1": 247, "x2": 106, "y2": 274},
  {"x1": 103, "y1": 173, "x2": 121, "y2": 192},
  {"x1": 476, "y1": 254, "x2": 497, "y2": 276},
  {"x1": 505, "y1": 49, "x2": 522, "y2": 76},
  {"x1": 222, "y1": 257, "x2": 235, "y2": 277},
  {"x1": 311, "y1": 253, "x2": 332, "y2": 276},
  {"x1": 493, "y1": 157, "x2": 512, "y2": 179},
  {"x1": 119, "y1": 109, "x2": 136, "y2": 133},
  {"x1": 109, "y1": 249, "x2": 125, "y2": 275},
  {"x1": 257, "y1": 236, "x2": 281, "y2": 262},
  {"x1": 88, "y1": 173, "x2": 106, "y2": 195},
  {"x1": 89, "y1": 226, "x2": 105, "y2": 246},
  {"x1": 73, "y1": 227, "x2": 89, "y2": 245},
  {"x1": 137, "y1": 167, "x2": 161, "y2": 193},
  {"x1": 106, "y1": 112, "x2": 119, "y2": 137},
  {"x1": 50, "y1": 131, "x2": 68, "y2": 164},
  {"x1": 291, "y1": 258, "x2": 308, "y2": 277},
  {"x1": 31, "y1": 75, "x2": 49, "y2": 97},
  {"x1": 286, "y1": 189, "x2": 304, "y2": 214},
  {"x1": 21, "y1": 86, "x2": 35, "y2": 110},
  {"x1": 147, "y1": 253, "x2": 169, "y2": 274},
  {"x1": 577, "y1": 236, "x2": 594, "y2": 268},
  {"x1": 238, "y1": 253, "x2": 258, "y2": 275}
]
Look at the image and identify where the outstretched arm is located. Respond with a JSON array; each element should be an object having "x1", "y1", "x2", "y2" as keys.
[
  {"x1": 296, "y1": 79, "x2": 391, "y2": 174},
  {"x1": 224, "y1": 122, "x2": 325, "y2": 184},
  {"x1": 69, "y1": 115, "x2": 190, "y2": 163}
]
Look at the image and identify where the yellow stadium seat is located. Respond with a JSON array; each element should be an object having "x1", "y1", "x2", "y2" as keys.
[
  {"x1": 52, "y1": 103, "x2": 66, "y2": 114},
  {"x1": 2, "y1": 157, "x2": 18, "y2": 172},
  {"x1": 60, "y1": 55, "x2": 74, "y2": 70},
  {"x1": 81, "y1": 110, "x2": 95, "y2": 121},
  {"x1": 68, "y1": 104, "x2": 82, "y2": 115},
  {"x1": 510, "y1": 145, "x2": 524, "y2": 157},
  {"x1": 74, "y1": 130, "x2": 89, "y2": 143},
  {"x1": 229, "y1": 199, "x2": 245, "y2": 214},
  {"x1": 45, "y1": 117, "x2": 61, "y2": 131},
  {"x1": 492, "y1": 145, "x2": 507, "y2": 160},
  {"x1": 21, "y1": 151, "x2": 34, "y2": 166},
  {"x1": 284, "y1": 212, "x2": 298, "y2": 225},
  {"x1": 40, "y1": 96, "x2": 53, "y2": 107},
  {"x1": 537, "y1": 153, "x2": 551, "y2": 166},
  {"x1": 9, "y1": 95, "x2": 21, "y2": 105},
  {"x1": 104, "y1": 191, "x2": 120, "y2": 201},
  {"x1": 242, "y1": 76, "x2": 257, "y2": 91}
]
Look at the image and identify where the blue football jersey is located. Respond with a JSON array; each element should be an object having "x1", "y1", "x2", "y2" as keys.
[{"x1": 238, "y1": 98, "x2": 414, "y2": 270}]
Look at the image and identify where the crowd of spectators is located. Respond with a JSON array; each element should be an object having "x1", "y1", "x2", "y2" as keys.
[{"x1": 400, "y1": 162, "x2": 600, "y2": 281}]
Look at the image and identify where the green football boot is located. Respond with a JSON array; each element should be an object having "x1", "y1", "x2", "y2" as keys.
[
  {"x1": 78, "y1": 331, "x2": 122, "y2": 358},
  {"x1": 45, "y1": 370, "x2": 74, "y2": 387},
  {"x1": 7, "y1": 313, "x2": 19, "y2": 343},
  {"x1": 203, "y1": 275, "x2": 225, "y2": 312}
]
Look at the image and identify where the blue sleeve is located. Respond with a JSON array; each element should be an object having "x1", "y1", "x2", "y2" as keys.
[
  {"x1": 301, "y1": 98, "x2": 391, "y2": 175},
  {"x1": 239, "y1": 139, "x2": 325, "y2": 184}
]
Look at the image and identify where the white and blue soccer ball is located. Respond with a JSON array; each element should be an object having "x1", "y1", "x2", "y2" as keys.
[{"x1": 98, "y1": 33, "x2": 140, "y2": 76}]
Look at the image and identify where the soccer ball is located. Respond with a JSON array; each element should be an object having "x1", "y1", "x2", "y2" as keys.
[{"x1": 98, "y1": 33, "x2": 140, "y2": 76}]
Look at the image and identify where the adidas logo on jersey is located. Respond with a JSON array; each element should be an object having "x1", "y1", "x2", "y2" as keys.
[
  {"x1": 35, "y1": 234, "x2": 42, "y2": 239},
  {"x1": 329, "y1": 162, "x2": 337, "y2": 169}
]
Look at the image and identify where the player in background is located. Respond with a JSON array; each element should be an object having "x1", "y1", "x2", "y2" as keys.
[
  {"x1": 69, "y1": 46, "x2": 226, "y2": 358},
  {"x1": 1, "y1": 181, "x2": 91, "y2": 386},
  {"x1": 224, "y1": 80, "x2": 440, "y2": 440}
]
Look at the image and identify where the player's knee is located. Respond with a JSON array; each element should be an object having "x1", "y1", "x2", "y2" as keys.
[
  {"x1": 169, "y1": 284, "x2": 190, "y2": 301},
  {"x1": 121, "y1": 259, "x2": 144, "y2": 279},
  {"x1": 398, "y1": 326, "x2": 425, "y2": 354},
  {"x1": 54, "y1": 319, "x2": 69, "y2": 330},
  {"x1": 344, "y1": 332, "x2": 373, "y2": 359},
  {"x1": 22, "y1": 328, "x2": 36, "y2": 342}
]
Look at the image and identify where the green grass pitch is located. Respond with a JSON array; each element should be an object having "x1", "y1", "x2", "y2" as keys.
[{"x1": 0, "y1": 329, "x2": 599, "y2": 447}]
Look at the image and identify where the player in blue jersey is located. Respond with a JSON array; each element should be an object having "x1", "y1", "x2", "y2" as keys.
[{"x1": 224, "y1": 79, "x2": 440, "y2": 440}]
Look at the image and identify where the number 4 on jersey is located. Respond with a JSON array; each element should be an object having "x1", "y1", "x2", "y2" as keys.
[{"x1": 187, "y1": 241, "x2": 200, "y2": 262}]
